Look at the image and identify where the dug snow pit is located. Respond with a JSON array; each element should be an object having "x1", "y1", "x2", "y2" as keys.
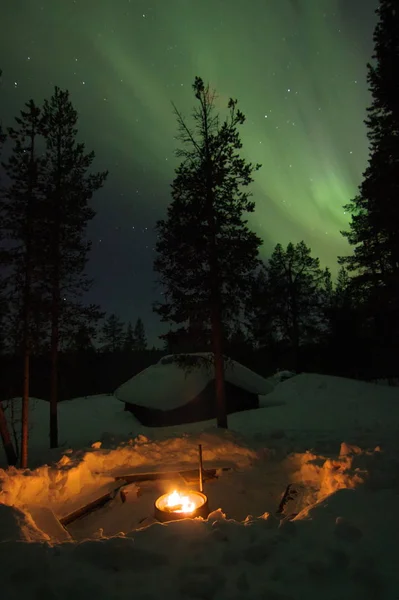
[
  {"x1": 26, "y1": 505, "x2": 72, "y2": 542},
  {"x1": 0, "y1": 503, "x2": 49, "y2": 542}
]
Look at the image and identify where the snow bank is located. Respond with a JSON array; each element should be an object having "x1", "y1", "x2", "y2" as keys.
[
  {"x1": 1, "y1": 487, "x2": 398, "y2": 599},
  {"x1": 0, "y1": 430, "x2": 257, "y2": 516},
  {"x1": 1, "y1": 435, "x2": 388, "y2": 545},
  {"x1": 283, "y1": 442, "x2": 395, "y2": 508},
  {"x1": 0, "y1": 503, "x2": 50, "y2": 543}
]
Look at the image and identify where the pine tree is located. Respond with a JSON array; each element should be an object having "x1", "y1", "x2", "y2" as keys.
[
  {"x1": 133, "y1": 317, "x2": 147, "y2": 351},
  {"x1": 123, "y1": 321, "x2": 136, "y2": 352},
  {"x1": 318, "y1": 267, "x2": 334, "y2": 343},
  {"x1": 154, "y1": 77, "x2": 262, "y2": 428},
  {"x1": 0, "y1": 69, "x2": 8, "y2": 356},
  {"x1": 69, "y1": 324, "x2": 95, "y2": 353},
  {"x1": 249, "y1": 267, "x2": 276, "y2": 350},
  {"x1": 100, "y1": 314, "x2": 125, "y2": 352},
  {"x1": 252, "y1": 242, "x2": 327, "y2": 368},
  {"x1": 40, "y1": 87, "x2": 107, "y2": 448},
  {"x1": 63, "y1": 304, "x2": 104, "y2": 353},
  {"x1": 1, "y1": 99, "x2": 45, "y2": 467},
  {"x1": 339, "y1": 0, "x2": 399, "y2": 342},
  {"x1": 335, "y1": 267, "x2": 352, "y2": 307},
  {"x1": 327, "y1": 266, "x2": 361, "y2": 355}
]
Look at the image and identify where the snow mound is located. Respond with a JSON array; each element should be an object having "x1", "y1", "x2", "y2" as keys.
[
  {"x1": 283, "y1": 442, "x2": 392, "y2": 509},
  {"x1": 114, "y1": 353, "x2": 274, "y2": 410},
  {"x1": 0, "y1": 503, "x2": 50, "y2": 543}
]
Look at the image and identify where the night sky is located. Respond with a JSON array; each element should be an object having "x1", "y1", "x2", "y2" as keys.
[{"x1": 0, "y1": 0, "x2": 377, "y2": 346}]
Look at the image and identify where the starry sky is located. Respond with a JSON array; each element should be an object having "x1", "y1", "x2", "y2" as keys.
[{"x1": 0, "y1": 0, "x2": 378, "y2": 346}]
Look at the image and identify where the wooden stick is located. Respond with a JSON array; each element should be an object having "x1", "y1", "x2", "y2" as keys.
[
  {"x1": 0, "y1": 402, "x2": 18, "y2": 466},
  {"x1": 198, "y1": 444, "x2": 203, "y2": 493}
]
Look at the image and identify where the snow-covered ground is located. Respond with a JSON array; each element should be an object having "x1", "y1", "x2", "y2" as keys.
[{"x1": 1, "y1": 371, "x2": 399, "y2": 599}]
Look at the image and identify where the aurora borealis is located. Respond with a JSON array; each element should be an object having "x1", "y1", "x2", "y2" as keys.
[{"x1": 0, "y1": 0, "x2": 378, "y2": 343}]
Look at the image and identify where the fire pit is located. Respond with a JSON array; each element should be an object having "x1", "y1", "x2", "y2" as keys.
[{"x1": 154, "y1": 489, "x2": 209, "y2": 522}]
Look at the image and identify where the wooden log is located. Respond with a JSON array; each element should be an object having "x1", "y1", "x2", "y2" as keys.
[{"x1": 114, "y1": 466, "x2": 231, "y2": 484}]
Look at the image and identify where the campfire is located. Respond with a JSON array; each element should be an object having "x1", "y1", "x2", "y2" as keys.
[
  {"x1": 163, "y1": 490, "x2": 196, "y2": 513},
  {"x1": 154, "y1": 489, "x2": 209, "y2": 522},
  {"x1": 154, "y1": 444, "x2": 210, "y2": 522}
]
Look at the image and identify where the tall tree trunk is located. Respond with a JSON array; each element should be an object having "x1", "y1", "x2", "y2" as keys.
[
  {"x1": 210, "y1": 285, "x2": 227, "y2": 428},
  {"x1": 49, "y1": 245, "x2": 60, "y2": 448},
  {"x1": 291, "y1": 308, "x2": 300, "y2": 372},
  {"x1": 207, "y1": 180, "x2": 227, "y2": 428},
  {"x1": 20, "y1": 350, "x2": 30, "y2": 467},
  {"x1": 20, "y1": 139, "x2": 36, "y2": 468},
  {"x1": 49, "y1": 135, "x2": 62, "y2": 449},
  {"x1": 202, "y1": 109, "x2": 227, "y2": 428},
  {"x1": 0, "y1": 403, "x2": 18, "y2": 466}
]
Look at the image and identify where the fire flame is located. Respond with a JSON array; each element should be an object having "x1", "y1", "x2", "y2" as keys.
[{"x1": 165, "y1": 490, "x2": 196, "y2": 513}]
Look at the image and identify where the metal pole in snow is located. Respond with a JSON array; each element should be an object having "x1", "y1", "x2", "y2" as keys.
[{"x1": 198, "y1": 444, "x2": 203, "y2": 493}]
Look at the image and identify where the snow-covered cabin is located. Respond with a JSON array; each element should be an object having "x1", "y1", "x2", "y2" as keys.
[{"x1": 114, "y1": 353, "x2": 274, "y2": 426}]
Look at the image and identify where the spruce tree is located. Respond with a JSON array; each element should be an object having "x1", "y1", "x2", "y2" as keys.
[
  {"x1": 327, "y1": 267, "x2": 361, "y2": 360},
  {"x1": 133, "y1": 317, "x2": 147, "y2": 351},
  {"x1": 123, "y1": 322, "x2": 136, "y2": 352},
  {"x1": 69, "y1": 324, "x2": 95, "y2": 353},
  {"x1": 63, "y1": 304, "x2": 103, "y2": 353},
  {"x1": 0, "y1": 70, "x2": 7, "y2": 354},
  {"x1": 252, "y1": 242, "x2": 327, "y2": 368},
  {"x1": 40, "y1": 87, "x2": 107, "y2": 448},
  {"x1": 100, "y1": 314, "x2": 125, "y2": 352},
  {"x1": 1, "y1": 100, "x2": 44, "y2": 467},
  {"x1": 154, "y1": 77, "x2": 262, "y2": 428},
  {"x1": 339, "y1": 0, "x2": 399, "y2": 342}
]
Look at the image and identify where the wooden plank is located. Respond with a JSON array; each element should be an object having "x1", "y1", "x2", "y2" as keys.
[
  {"x1": 59, "y1": 483, "x2": 124, "y2": 526},
  {"x1": 114, "y1": 467, "x2": 228, "y2": 484}
]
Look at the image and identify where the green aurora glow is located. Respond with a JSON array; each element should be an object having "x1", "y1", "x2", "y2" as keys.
[{"x1": 0, "y1": 0, "x2": 378, "y2": 336}]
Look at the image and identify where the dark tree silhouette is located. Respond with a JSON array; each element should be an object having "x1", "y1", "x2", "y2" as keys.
[
  {"x1": 339, "y1": 0, "x2": 399, "y2": 343},
  {"x1": 133, "y1": 317, "x2": 147, "y2": 351},
  {"x1": 100, "y1": 313, "x2": 125, "y2": 352},
  {"x1": 1, "y1": 100, "x2": 45, "y2": 467},
  {"x1": 326, "y1": 267, "x2": 363, "y2": 365},
  {"x1": 0, "y1": 70, "x2": 7, "y2": 351},
  {"x1": 40, "y1": 87, "x2": 107, "y2": 448},
  {"x1": 123, "y1": 322, "x2": 136, "y2": 352},
  {"x1": 60, "y1": 302, "x2": 104, "y2": 353},
  {"x1": 154, "y1": 77, "x2": 262, "y2": 428},
  {"x1": 69, "y1": 324, "x2": 95, "y2": 353},
  {"x1": 251, "y1": 242, "x2": 328, "y2": 369}
]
